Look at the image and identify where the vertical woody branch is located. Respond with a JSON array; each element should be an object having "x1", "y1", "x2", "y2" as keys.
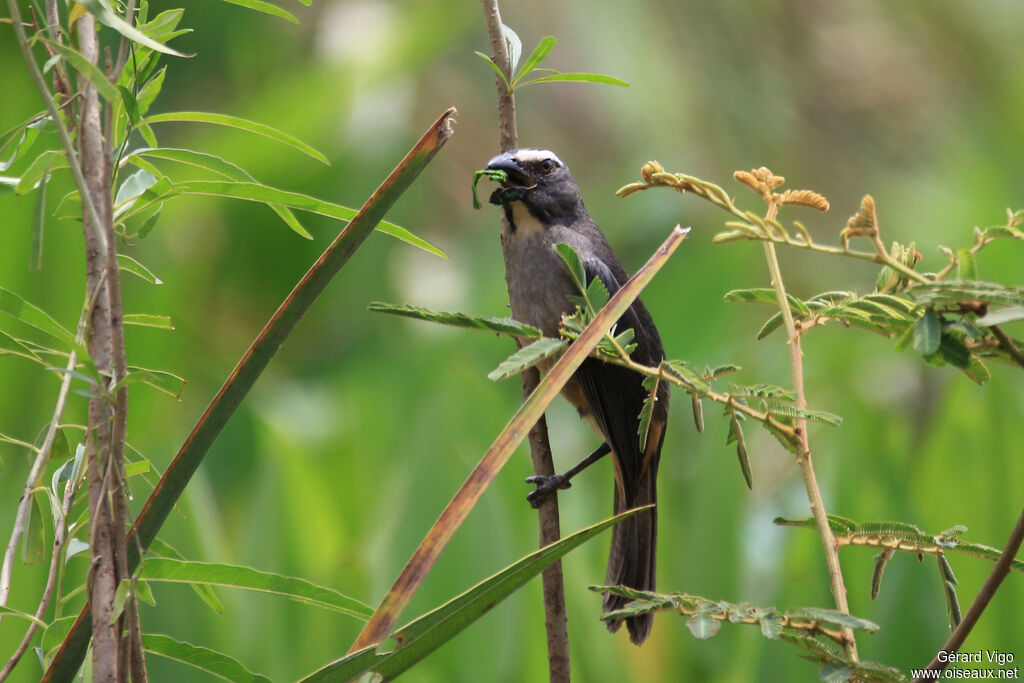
[{"x1": 480, "y1": 2, "x2": 570, "y2": 681}]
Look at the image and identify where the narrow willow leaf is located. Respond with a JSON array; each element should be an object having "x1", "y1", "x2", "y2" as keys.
[
  {"x1": 502, "y1": 23, "x2": 523, "y2": 72},
  {"x1": 686, "y1": 605, "x2": 720, "y2": 640},
  {"x1": 118, "y1": 254, "x2": 163, "y2": 285},
  {"x1": 117, "y1": 366, "x2": 185, "y2": 398},
  {"x1": 300, "y1": 509, "x2": 643, "y2": 682},
  {"x1": 871, "y1": 548, "x2": 894, "y2": 600},
  {"x1": 123, "y1": 313, "x2": 173, "y2": 330},
  {"x1": 512, "y1": 36, "x2": 557, "y2": 87},
  {"x1": 488, "y1": 338, "x2": 566, "y2": 381},
  {"x1": 0, "y1": 286, "x2": 76, "y2": 346},
  {"x1": 553, "y1": 243, "x2": 587, "y2": 295},
  {"x1": 473, "y1": 52, "x2": 509, "y2": 89},
  {"x1": 218, "y1": 0, "x2": 299, "y2": 23},
  {"x1": 16, "y1": 150, "x2": 66, "y2": 195},
  {"x1": 41, "y1": 616, "x2": 77, "y2": 660},
  {"x1": 142, "y1": 112, "x2": 327, "y2": 163},
  {"x1": 110, "y1": 579, "x2": 132, "y2": 625},
  {"x1": 22, "y1": 493, "x2": 46, "y2": 565},
  {"x1": 41, "y1": 39, "x2": 119, "y2": 101},
  {"x1": 367, "y1": 302, "x2": 541, "y2": 338},
  {"x1": 115, "y1": 169, "x2": 158, "y2": 210},
  {"x1": 30, "y1": 164, "x2": 48, "y2": 271},
  {"x1": 147, "y1": 539, "x2": 224, "y2": 615},
  {"x1": 138, "y1": 558, "x2": 373, "y2": 619},
  {"x1": 521, "y1": 72, "x2": 630, "y2": 87},
  {"x1": 912, "y1": 309, "x2": 941, "y2": 355},
  {"x1": 80, "y1": 0, "x2": 189, "y2": 56},
  {"x1": 142, "y1": 634, "x2": 272, "y2": 683}
]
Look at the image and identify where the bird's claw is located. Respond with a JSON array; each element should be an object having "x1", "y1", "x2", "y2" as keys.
[{"x1": 525, "y1": 474, "x2": 571, "y2": 508}]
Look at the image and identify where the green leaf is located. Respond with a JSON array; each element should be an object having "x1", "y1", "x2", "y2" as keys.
[
  {"x1": 115, "y1": 169, "x2": 159, "y2": 211},
  {"x1": 502, "y1": 24, "x2": 522, "y2": 72},
  {"x1": 367, "y1": 302, "x2": 542, "y2": 338},
  {"x1": 118, "y1": 254, "x2": 163, "y2": 285},
  {"x1": 110, "y1": 579, "x2": 132, "y2": 624},
  {"x1": 724, "y1": 288, "x2": 808, "y2": 314},
  {"x1": 30, "y1": 160, "x2": 49, "y2": 271},
  {"x1": 976, "y1": 305, "x2": 1024, "y2": 327},
  {"x1": 521, "y1": 72, "x2": 630, "y2": 87},
  {"x1": 728, "y1": 411, "x2": 752, "y2": 489},
  {"x1": 218, "y1": 0, "x2": 299, "y2": 23},
  {"x1": 80, "y1": 0, "x2": 190, "y2": 57},
  {"x1": 123, "y1": 314, "x2": 174, "y2": 330},
  {"x1": 789, "y1": 607, "x2": 880, "y2": 632},
  {"x1": 142, "y1": 634, "x2": 271, "y2": 683},
  {"x1": 118, "y1": 366, "x2": 185, "y2": 398},
  {"x1": 138, "y1": 559, "x2": 373, "y2": 619},
  {"x1": 488, "y1": 337, "x2": 566, "y2": 381},
  {"x1": 756, "y1": 311, "x2": 784, "y2": 339},
  {"x1": 16, "y1": 150, "x2": 67, "y2": 196},
  {"x1": 40, "y1": 39, "x2": 120, "y2": 101},
  {"x1": 553, "y1": 243, "x2": 587, "y2": 295},
  {"x1": 0, "y1": 286, "x2": 76, "y2": 346},
  {"x1": 22, "y1": 493, "x2": 46, "y2": 565},
  {"x1": 957, "y1": 248, "x2": 977, "y2": 280},
  {"x1": 473, "y1": 52, "x2": 509, "y2": 90},
  {"x1": 690, "y1": 393, "x2": 704, "y2": 433},
  {"x1": 819, "y1": 663, "x2": 854, "y2": 683},
  {"x1": 938, "y1": 333, "x2": 971, "y2": 369},
  {"x1": 298, "y1": 509, "x2": 643, "y2": 682},
  {"x1": 174, "y1": 180, "x2": 443, "y2": 253},
  {"x1": 637, "y1": 375, "x2": 660, "y2": 451},
  {"x1": 686, "y1": 605, "x2": 720, "y2": 640},
  {"x1": 512, "y1": 36, "x2": 556, "y2": 87},
  {"x1": 142, "y1": 112, "x2": 327, "y2": 163},
  {"x1": 913, "y1": 309, "x2": 941, "y2": 355},
  {"x1": 42, "y1": 616, "x2": 78, "y2": 659},
  {"x1": 759, "y1": 610, "x2": 783, "y2": 639},
  {"x1": 147, "y1": 539, "x2": 223, "y2": 615},
  {"x1": 909, "y1": 280, "x2": 1024, "y2": 308}
]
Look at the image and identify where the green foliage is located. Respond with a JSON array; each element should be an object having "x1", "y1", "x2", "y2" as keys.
[
  {"x1": 301, "y1": 510, "x2": 643, "y2": 682},
  {"x1": 475, "y1": 26, "x2": 629, "y2": 93}
]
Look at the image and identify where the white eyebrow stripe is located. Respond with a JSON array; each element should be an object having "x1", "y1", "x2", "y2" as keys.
[{"x1": 513, "y1": 149, "x2": 563, "y2": 166}]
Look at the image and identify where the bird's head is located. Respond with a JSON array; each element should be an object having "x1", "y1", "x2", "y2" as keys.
[{"x1": 484, "y1": 149, "x2": 583, "y2": 220}]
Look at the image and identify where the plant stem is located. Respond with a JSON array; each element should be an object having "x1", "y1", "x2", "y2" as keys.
[
  {"x1": 479, "y1": 2, "x2": 569, "y2": 680},
  {"x1": 760, "y1": 204, "x2": 858, "y2": 662},
  {"x1": 913, "y1": 504, "x2": 1024, "y2": 682}
]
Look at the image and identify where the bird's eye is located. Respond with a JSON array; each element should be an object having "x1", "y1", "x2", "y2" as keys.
[{"x1": 540, "y1": 159, "x2": 555, "y2": 173}]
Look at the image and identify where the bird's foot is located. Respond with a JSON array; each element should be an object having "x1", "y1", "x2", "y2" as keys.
[{"x1": 525, "y1": 474, "x2": 571, "y2": 508}]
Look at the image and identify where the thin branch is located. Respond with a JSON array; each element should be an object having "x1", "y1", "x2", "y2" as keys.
[
  {"x1": 0, "y1": 344, "x2": 79, "y2": 621},
  {"x1": 989, "y1": 324, "x2": 1024, "y2": 370},
  {"x1": 479, "y1": 2, "x2": 568, "y2": 679},
  {"x1": 760, "y1": 198, "x2": 858, "y2": 661},
  {"x1": 0, "y1": 403, "x2": 80, "y2": 681},
  {"x1": 913, "y1": 504, "x2": 1024, "y2": 682},
  {"x1": 5, "y1": 0, "x2": 108, "y2": 257}
]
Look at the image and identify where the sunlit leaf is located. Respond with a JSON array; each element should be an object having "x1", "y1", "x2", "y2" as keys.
[
  {"x1": 521, "y1": 72, "x2": 630, "y2": 87},
  {"x1": 118, "y1": 254, "x2": 163, "y2": 285},
  {"x1": 40, "y1": 39, "x2": 119, "y2": 101},
  {"x1": 218, "y1": 0, "x2": 298, "y2": 23},
  {"x1": 976, "y1": 305, "x2": 1024, "y2": 327},
  {"x1": 502, "y1": 23, "x2": 522, "y2": 72},
  {"x1": 512, "y1": 36, "x2": 556, "y2": 87},
  {"x1": 123, "y1": 314, "x2": 174, "y2": 330}
]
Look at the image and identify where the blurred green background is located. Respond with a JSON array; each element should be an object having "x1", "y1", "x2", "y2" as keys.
[{"x1": 2, "y1": 0, "x2": 1022, "y2": 680}]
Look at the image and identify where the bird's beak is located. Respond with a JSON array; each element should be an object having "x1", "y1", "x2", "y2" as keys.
[{"x1": 485, "y1": 153, "x2": 537, "y2": 205}]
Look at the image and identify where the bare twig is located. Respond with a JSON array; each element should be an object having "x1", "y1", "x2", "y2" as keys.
[
  {"x1": 479, "y1": 2, "x2": 569, "y2": 679},
  {"x1": 759, "y1": 196, "x2": 858, "y2": 661},
  {"x1": 913, "y1": 505, "x2": 1024, "y2": 682},
  {"x1": 989, "y1": 324, "x2": 1024, "y2": 370},
  {"x1": 0, "y1": 400, "x2": 80, "y2": 681}
]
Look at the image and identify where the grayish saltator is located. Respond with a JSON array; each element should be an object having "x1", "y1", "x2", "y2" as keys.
[{"x1": 485, "y1": 149, "x2": 670, "y2": 645}]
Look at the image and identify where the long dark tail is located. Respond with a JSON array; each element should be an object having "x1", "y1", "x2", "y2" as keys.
[{"x1": 602, "y1": 452, "x2": 658, "y2": 645}]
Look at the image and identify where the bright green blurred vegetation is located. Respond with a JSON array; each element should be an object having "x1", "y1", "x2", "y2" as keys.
[{"x1": 2, "y1": 0, "x2": 1022, "y2": 681}]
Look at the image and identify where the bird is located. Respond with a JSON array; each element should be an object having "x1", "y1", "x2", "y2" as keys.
[{"x1": 484, "y1": 148, "x2": 670, "y2": 645}]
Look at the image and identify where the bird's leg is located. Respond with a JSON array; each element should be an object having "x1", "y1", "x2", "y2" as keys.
[{"x1": 526, "y1": 442, "x2": 612, "y2": 508}]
